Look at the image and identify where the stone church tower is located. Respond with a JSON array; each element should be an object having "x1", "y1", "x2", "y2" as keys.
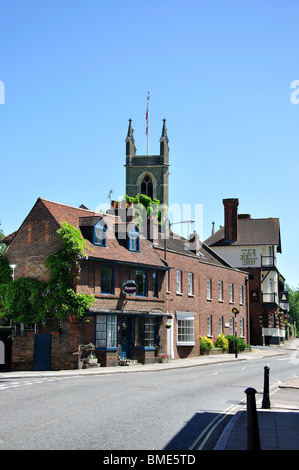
[{"x1": 125, "y1": 118, "x2": 170, "y2": 207}]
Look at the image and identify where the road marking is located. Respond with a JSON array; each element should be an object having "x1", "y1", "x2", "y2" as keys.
[
  {"x1": 0, "y1": 378, "x2": 59, "y2": 390},
  {"x1": 189, "y1": 404, "x2": 240, "y2": 450}
]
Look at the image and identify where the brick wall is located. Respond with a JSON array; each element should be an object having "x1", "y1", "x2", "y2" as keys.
[
  {"x1": 162, "y1": 249, "x2": 248, "y2": 359},
  {"x1": 11, "y1": 334, "x2": 35, "y2": 371},
  {"x1": 5, "y1": 199, "x2": 61, "y2": 281}
]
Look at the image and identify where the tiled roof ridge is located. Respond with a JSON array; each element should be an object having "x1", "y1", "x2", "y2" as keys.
[{"x1": 39, "y1": 197, "x2": 100, "y2": 215}]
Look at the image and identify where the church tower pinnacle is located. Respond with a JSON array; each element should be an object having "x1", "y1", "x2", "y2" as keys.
[
  {"x1": 125, "y1": 118, "x2": 136, "y2": 163},
  {"x1": 160, "y1": 118, "x2": 169, "y2": 164}
]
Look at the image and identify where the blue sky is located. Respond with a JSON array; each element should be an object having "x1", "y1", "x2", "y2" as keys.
[{"x1": 0, "y1": 0, "x2": 298, "y2": 287}]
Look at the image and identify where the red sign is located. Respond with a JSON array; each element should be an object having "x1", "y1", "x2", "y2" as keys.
[{"x1": 123, "y1": 281, "x2": 137, "y2": 295}]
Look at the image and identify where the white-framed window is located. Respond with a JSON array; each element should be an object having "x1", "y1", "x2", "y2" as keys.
[
  {"x1": 218, "y1": 281, "x2": 223, "y2": 301},
  {"x1": 176, "y1": 270, "x2": 182, "y2": 294},
  {"x1": 219, "y1": 316, "x2": 223, "y2": 334},
  {"x1": 207, "y1": 279, "x2": 212, "y2": 300},
  {"x1": 229, "y1": 283, "x2": 234, "y2": 303},
  {"x1": 239, "y1": 285, "x2": 244, "y2": 304},
  {"x1": 240, "y1": 317, "x2": 244, "y2": 337},
  {"x1": 230, "y1": 317, "x2": 234, "y2": 335},
  {"x1": 207, "y1": 315, "x2": 212, "y2": 337},
  {"x1": 188, "y1": 272, "x2": 194, "y2": 296},
  {"x1": 177, "y1": 312, "x2": 195, "y2": 345}
]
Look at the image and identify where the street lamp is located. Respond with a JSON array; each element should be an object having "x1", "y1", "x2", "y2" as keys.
[
  {"x1": 163, "y1": 219, "x2": 195, "y2": 260},
  {"x1": 232, "y1": 307, "x2": 239, "y2": 358}
]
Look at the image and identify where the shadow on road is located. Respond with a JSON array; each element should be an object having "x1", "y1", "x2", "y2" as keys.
[{"x1": 163, "y1": 411, "x2": 232, "y2": 450}]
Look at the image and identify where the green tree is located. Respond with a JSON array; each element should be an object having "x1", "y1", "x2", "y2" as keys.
[
  {"x1": 286, "y1": 284, "x2": 299, "y2": 328},
  {"x1": 44, "y1": 222, "x2": 94, "y2": 321},
  {"x1": 0, "y1": 254, "x2": 12, "y2": 284},
  {"x1": 0, "y1": 222, "x2": 94, "y2": 325}
]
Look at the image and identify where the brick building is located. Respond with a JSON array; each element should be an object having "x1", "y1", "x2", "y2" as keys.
[
  {"x1": 1, "y1": 120, "x2": 250, "y2": 371},
  {"x1": 205, "y1": 198, "x2": 288, "y2": 345},
  {"x1": 2, "y1": 198, "x2": 169, "y2": 370},
  {"x1": 155, "y1": 231, "x2": 248, "y2": 359}
]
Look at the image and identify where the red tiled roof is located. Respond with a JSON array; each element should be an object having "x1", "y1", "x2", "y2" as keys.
[{"x1": 39, "y1": 198, "x2": 167, "y2": 269}]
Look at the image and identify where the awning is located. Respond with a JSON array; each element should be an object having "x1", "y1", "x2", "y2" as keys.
[{"x1": 176, "y1": 311, "x2": 196, "y2": 321}]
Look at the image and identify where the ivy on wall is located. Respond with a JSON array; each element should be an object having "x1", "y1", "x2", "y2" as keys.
[
  {"x1": 0, "y1": 222, "x2": 95, "y2": 325},
  {"x1": 124, "y1": 194, "x2": 164, "y2": 226}
]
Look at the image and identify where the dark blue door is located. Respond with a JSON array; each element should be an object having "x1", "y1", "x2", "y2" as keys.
[
  {"x1": 120, "y1": 316, "x2": 132, "y2": 360},
  {"x1": 34, "y1": 334, "x2": 51, "y2": 371}
]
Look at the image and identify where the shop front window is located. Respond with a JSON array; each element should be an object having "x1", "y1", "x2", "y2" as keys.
[
  {"x1": 96, "y1": 314, "x2": 118, "y2": 349},
  {"x1": 135, "y1": 317, "x2": 157, "y2": 348}
]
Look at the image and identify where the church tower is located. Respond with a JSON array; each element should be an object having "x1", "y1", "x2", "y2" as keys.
[{"x1": 125, "y1": 118, "x2": 170, "y2": 207}]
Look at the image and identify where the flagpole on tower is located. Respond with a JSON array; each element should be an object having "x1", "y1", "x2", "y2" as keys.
[{"x1": 146, "y1": 91, "x2": 150, "y2": 155}]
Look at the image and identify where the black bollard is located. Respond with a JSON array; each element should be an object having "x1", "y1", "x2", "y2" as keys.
[
  {"x1": 245, "y1": 387, "x2": 261, "y2": 450},
  {"x1": 262, "y1": 365, "x2": 271, "y2": 409}
]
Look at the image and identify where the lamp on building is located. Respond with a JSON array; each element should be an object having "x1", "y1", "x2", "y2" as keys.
[
  {"x1": 232, "y1": 307, "x2": 240, "y2": 358},
  {"x1": 9, "y1": 264, "x2": 16, "y2": 281}
]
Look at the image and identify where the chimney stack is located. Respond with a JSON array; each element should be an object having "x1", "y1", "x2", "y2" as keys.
[
  {"x1": 188, "y1": 230, "x2": 201, "y2": 255},
  {"x1": 223, "y1": 198, "x2": 239, "y2": 244},
  {"x1": 144, "y1": 216, "x2": 159, "y2": 245}
]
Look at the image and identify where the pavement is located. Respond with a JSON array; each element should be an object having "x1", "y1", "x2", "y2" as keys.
[{"x1": 1, "y1": 338, "x2": 299, "y2": 450}]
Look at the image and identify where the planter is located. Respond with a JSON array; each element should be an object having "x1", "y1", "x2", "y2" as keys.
[
  {"x1": 200, "y1": 349, "x2": 211, "y2": 355},
  {"x1": 86, "y1": 358, "x2": 98, "y2": 365},
  {"x1": 209, "y1": 348, "x2": 223, "y2": 355},
  {"x1": 158, "y1": 356, "x2": 169, "y2": 363}
]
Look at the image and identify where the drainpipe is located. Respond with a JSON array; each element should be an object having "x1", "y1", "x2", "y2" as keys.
[{"x1": 245, "y1": 276, "x2": 250, "y2": 345}]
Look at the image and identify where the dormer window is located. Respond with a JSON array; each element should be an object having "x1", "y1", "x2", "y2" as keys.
[
  {"x1": 128, "y1": 226, "x2": 140, "y2": 252},
  {"x1": 94, "y1": 219, "x2": 107, "y2": 246}
]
